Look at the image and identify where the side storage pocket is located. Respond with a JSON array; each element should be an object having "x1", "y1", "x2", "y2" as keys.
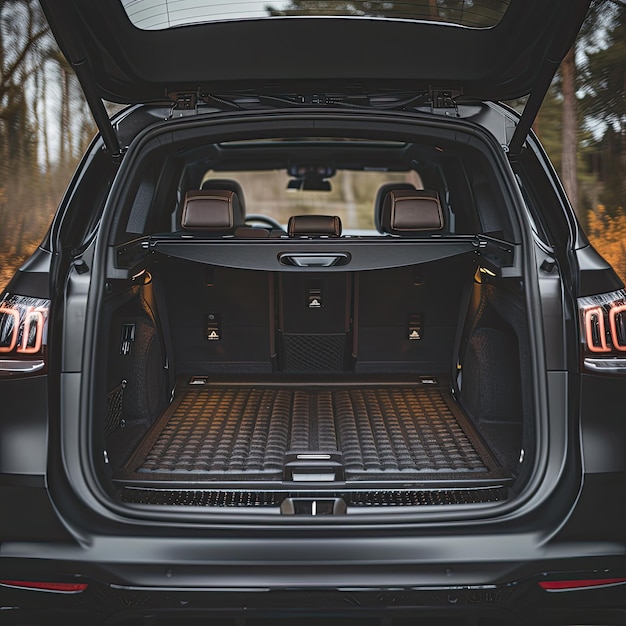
[
  {"x1": 106, "y1": 278, "x2": 168, "y2": 428},
  {"x1": 105, "y1": 379, "x2": 127, "y2": 436}
]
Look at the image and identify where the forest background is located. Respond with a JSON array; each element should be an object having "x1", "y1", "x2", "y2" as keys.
[{"x1": 1, "y1": 0, "x2": 626, "y2": 289}]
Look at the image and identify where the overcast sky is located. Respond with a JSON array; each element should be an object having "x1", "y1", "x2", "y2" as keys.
[{"x1": 121, "y1": 0, "x2": 292, "y2": 29}]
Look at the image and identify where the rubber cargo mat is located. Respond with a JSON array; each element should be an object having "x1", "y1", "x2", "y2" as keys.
[{"x1": 121, "y1": 382, "x2": 504, "y2": 481}]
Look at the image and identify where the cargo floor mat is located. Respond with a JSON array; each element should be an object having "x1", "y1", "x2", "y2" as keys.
[{"x1": 120, "y1": 380, "x2": 507, "y2": 482}]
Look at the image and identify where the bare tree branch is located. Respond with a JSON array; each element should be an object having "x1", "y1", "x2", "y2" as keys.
[{"x1": 0, "y1": 26, "x2": 49, "y2": 98}]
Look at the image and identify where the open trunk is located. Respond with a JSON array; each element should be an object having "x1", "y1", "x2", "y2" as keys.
[
  {"x1": 101, "y1": 252, "x2": 531, "y2": 513},
  {"x1": 82, "y1": 110, "x2": 540, "y2": 517}
]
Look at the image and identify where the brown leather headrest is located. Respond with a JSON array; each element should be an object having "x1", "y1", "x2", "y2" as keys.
[
  {"x1": 201, "y1": 179, "x2": 246, "y2": 222},
  {"x1": 381, "y1": 190, "x2": 444, "y2": 235},
  {"x1": 287, "y1": 214, "x2": 342, "y2": 237},
  {"x1": 374, "y1": 182, "x2": 417, "y2": 234},
  {"x1": 181, "y1": 190, "x2": 240, "y2": 231}
]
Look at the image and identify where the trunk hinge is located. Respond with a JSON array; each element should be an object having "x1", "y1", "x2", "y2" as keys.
[
  {"x1": 429, "y1": 88, "x2": 462, "y2": 117},
  {"x1": 167, "y1": 91, "x2": 200, "y2": 117}
]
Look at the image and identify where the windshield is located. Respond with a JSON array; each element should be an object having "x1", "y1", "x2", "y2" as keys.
[{"x1": 203, "y1": 169, "x2": 423, "y2": 233}]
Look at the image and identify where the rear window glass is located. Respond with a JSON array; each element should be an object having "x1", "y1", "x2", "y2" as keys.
[{"x1": 121, "y1": 0, "x2": 511, "y2": 30}]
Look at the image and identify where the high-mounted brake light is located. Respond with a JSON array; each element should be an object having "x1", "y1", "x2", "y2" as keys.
[
  {"x1": 0, "y1": 293, "x2": 50, "y2": 376},
  {"x1": 579, "y1": 289, "x2": 626, "y2": 373}
]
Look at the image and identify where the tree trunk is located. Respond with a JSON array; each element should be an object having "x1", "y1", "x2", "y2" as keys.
[
  {"x1": 60, "y1": 67, "x2": 71, "y2": 163},
  {"x1": 41, "y1": 62, "x2": 52, "y2": 206},
  {"x1": 561, "y1": 45, "x2": 578, "y2": 215}
]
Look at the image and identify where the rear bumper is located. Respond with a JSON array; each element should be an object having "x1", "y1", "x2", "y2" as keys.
[
  {"x1": 2, "y1": 447, "x2": 625, "y2": 624},
  {"x1": 1, "y1": 551, "x2": 625, "y2": 625}
]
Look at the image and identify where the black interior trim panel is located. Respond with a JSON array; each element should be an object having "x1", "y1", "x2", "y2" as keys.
[{"x1": 116, "y1": 236, "x2": 498, "y2": 272}]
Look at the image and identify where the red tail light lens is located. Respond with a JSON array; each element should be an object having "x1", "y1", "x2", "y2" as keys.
[
  {"x1": 579, "y1": 289, "x2": 626, "y2": 374},
  {"x1": 0, "y1": 580, "x2": 88, "y2": 593},
  {"x1": 0, "y1": 293, "x2": 50, "y2": 376},
  {"x1": 539, "y1": 577, "x2": 626, "y2": 591}
]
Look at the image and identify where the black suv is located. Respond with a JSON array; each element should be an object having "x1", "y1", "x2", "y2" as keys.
[{"x1": 1, "y1": 1, "x2": 625, "y2": 624}]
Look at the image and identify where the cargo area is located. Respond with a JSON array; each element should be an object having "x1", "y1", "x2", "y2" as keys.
[
  {"x1": 119, "y1": 378, "x2": 505, "y2": 483},
  {"x1": 99, "y1": 250, "x2": 530, "y2": 510}
]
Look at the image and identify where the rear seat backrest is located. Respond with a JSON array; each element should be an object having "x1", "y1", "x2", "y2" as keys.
[{"x1": 380, "y1": 189, "x2": 444, "y2": 235}]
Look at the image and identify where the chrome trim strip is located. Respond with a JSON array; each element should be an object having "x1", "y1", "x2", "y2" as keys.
[
  {"x1": 584, "y1": 357, "x2": 626, "y2": 373},
  {"x1": 0, "y1": 359, "x2": 45, "y2": 373}
]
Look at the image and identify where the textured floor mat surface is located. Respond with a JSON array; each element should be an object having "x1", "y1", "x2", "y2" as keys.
[{"x1": 124, "y1": 383, "x2": 501, "y2": 480}]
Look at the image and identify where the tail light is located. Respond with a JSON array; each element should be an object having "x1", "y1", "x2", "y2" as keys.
[
  {"x1": 539, "y1": 577, "x2": 626, "y2": 591},
  {"x1": 0, "y1": 293, "x2": 50, "y2": 376},
  {"x1": 579, "y1": 289, "x2": 626, "y2": 373},
  {"x1": 0, "y1": 579, "x2": 88, "y2": 593}
]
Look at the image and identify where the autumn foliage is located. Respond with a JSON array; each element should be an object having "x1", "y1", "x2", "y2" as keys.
[{"x1": 586, "y1": 205, "x2": 626, "y2": 283}]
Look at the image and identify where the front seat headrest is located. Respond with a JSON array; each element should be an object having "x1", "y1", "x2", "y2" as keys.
[
  {"x1": 380, "y1": 189, "x2": 444, "y2": 235},
  {"x1": 181, "y1": 190, "x2": 240, "y2": 232},
  {"x1": 374, "y1": 182, "x2": 417, "y2": 234},
  {"x1": 201, "y1": 178, "x2": 246, "y2": 224},
  {"x1": 287, "y1": 214, "x2": 342, "y2": 237}
]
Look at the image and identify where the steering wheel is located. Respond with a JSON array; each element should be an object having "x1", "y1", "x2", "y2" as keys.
[{"x1": 244, "y1": 214, "x2": 285, "y2": 230}]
